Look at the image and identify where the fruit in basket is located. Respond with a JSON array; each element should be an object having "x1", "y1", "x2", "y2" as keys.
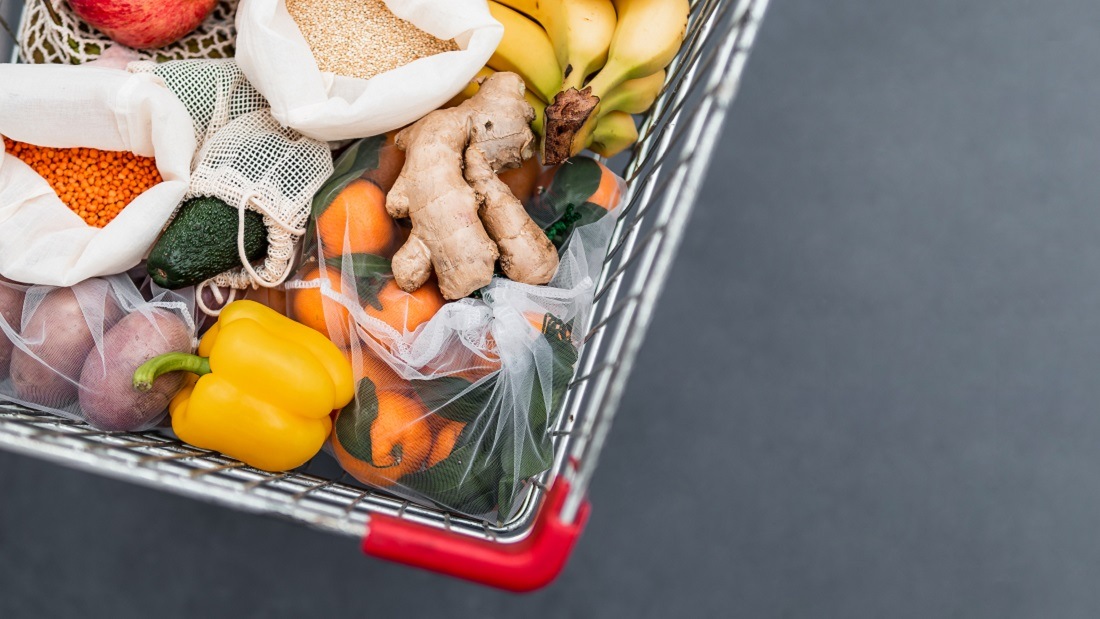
[
  {"x1": 135, "y1": 301, "x2": 354, "y2": 472},
  {"x1": 486, "y1": 2, "x2": 563, "y2": 104},
  {"x1": 291, "y1": 266, "x2": 353, "y2": 346},
  {"x1": 147, "y1": 197, "x2": 269, "y2": 290},
  {"x1": 9, "y1": 284, "x2": 124, "y2": 408},
  {"x1": 363, "y1": 279, "x2": 446, "y2": 334},
  {"x1": 65, "y1": 0, "x2": 219, "y2": 50},
  {"x1": 428, "y1": 420, "x2": 466, "y2": 468},
  {"x1": 317, "y1": 179, "x2": 398, "y2": 260},
  {"x1": 386, "y1": 72, "x2": 558, "y2": 299},
  {"x1": 530, "y1": 157, "x2": 620, "y2": 248},
  {"x1": 79, "y1": 309, "x2": 191, "y2": 432},
  {"x1": 498, "y1": 156, "x2": 543, "y2": 204},
  {"x1": 332, "y1": 387, "x2": 433, "y2": 487},
  {"x1": 489, "y1": 0, "x2": 687, "y2": 163},
  {"x1": 588, "y1": 111, "x2": 639, "y2": 159},
  {"x1": 541, "y1": 0, "x2": 689, "y2": 163},
  {"x1": 494, "y1": 0, "x2": 617, "y2": 93},
  {"x1": 0, "y1": 284, "x2": 25, "y2": 378}
]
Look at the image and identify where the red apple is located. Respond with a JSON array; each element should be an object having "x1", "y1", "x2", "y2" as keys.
[{"x1": 66, "y1": 0, "x2": 217, "y2": 50}]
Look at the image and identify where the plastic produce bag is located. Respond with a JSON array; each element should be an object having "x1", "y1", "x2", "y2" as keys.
[
  {"x1": 234, "y1": 0, "x2": 503, "y2": 141},
  {"x1": 131, "y1": 59, "x2": 334, "y2": 292},
  {"x1": 0, "y1": 64, "x2": 196, "y2": 287},
  {"x1": 287, "y1": 136, "x2": 624, "y2": 519},
  {"x1": 0, "y1": 275, "x2": 198, "y2": 431}
]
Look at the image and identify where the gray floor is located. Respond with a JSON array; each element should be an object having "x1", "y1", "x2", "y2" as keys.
[{"x1": 4, "y1": 0, "x2": 1100, "y2": 617}]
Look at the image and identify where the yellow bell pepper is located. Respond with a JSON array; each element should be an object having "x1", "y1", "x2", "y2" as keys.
[{"x1": 133, "y1": 300, "x2": 354, "y2": 472}]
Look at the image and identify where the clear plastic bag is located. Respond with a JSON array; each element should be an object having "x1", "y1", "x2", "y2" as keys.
[
  {"x1": 287, "y1": 136, "x2": 623, "y2": 519},
  {"x1": 0, "y1": 275, "x2": 198, "y2": 431}
]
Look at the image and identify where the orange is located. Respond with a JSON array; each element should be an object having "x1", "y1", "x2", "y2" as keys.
[
  {"x1": 428, "y1": 420, "x2": 466, "y2": 468},
  {"x1": 291, "y1": 266, "x2": 352, "y2": 346},
  {"x1": 363, "y1": 130, "x2": 407, "y2": 194},
  {"x1": 498, "y1": 157, "x2": 542, "y2": 204},
  {"x1": 536, "y1": 160, "x2": 622, "y2": 210},
  {"x1": 317, "y1": 179, "x2": 398, "y2": 259},
  {"x1": 588, "y1": 161, "x2": 622, "y2": 210},
  {"x1": 364, "y1": 278, "x2": 446, "y2": 334},
  {"x1": 344, "y1": 348, "x2": 409, "y2": 393},
  {"x1": 332, "y1": 391, "x2": 433, "y2": 487}
]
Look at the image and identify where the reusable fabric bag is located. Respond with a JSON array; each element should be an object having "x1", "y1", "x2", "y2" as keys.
[
  {"x1": 0, "y1": 65, "x2": 196, "y2": 287},
  {"x1": 234, "y1": 0, "x2": 502, "y2": 141}
]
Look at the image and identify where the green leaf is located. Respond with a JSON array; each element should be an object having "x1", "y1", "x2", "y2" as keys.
[
  {"x1": 529, "y1": 156, "x2": 604, "y2": 228},
  {"x1": 400, "y1": 415, "x2": 502, "y2": 513},
  {"x1": 325, "y1": 253, "x2": 392, "y2": 278},
  {"x1": 325, "y1": 254, "x2": 393, "y2": 310},
  {"x1": 413, "y1": 376, "x2": 498, "y2": 424},
  {"x1": 551, "y1": 201, "x2": 610, "y2": 252},
  {"x1": 333, "y1": 377, "x2": 380, "y2": 465}
]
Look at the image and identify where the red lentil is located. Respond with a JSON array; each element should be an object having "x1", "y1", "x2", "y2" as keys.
[{"x1": 2, "y1": 136, "x2": 163, "y2": 228}]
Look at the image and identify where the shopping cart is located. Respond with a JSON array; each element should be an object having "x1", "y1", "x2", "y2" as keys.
[{"x1": 0, "y1": 0, "x2": 769, "y2": 592}]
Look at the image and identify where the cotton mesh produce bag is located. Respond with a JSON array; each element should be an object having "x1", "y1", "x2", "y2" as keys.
[
  {"x1": 234, "y1": 0, "x2": 503, "y2": 141},
  {"x1": 131, "y1": 59, "x2": 334, "y2": 294},
  {"x1": 286, "y1": 136, "x2": 624, "y2": 519}
]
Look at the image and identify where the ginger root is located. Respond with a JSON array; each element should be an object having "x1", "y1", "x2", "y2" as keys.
[{"x1": 386, "y1": 72, "x2": 559, "y2": 300}]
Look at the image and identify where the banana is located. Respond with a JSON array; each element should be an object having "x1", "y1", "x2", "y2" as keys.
[
  {"x1": 586, "y1": 0, "x2": 690, "y2": 100},
  {"x1": 495, "y1": 0, "x2": 618, "y2": 91},
  {"x1": 588, "y1": 111, "x2": 639, "y2": 159},
  {"x1": 486, "y1": 2, "x2": 563, "y2": 103},
  {"x1": 599, "y1": 70, "x2": 666, "y2": 116}
]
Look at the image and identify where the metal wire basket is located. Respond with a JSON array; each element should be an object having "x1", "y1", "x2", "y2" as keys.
[{"x1": 0, "y1": 0, "x2": 769, "y2": 591}]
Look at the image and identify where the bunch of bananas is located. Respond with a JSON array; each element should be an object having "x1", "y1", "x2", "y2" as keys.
[{"x1": 483, "y1": 0, "x2": 691, "y2": 165}]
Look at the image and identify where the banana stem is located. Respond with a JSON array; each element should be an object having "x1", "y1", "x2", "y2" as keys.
[{"x1": 133, "y1": 353, "x2": 211, "y2": 392}]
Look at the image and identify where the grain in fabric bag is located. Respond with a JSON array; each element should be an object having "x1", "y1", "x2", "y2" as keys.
[
  {"x1": 0, "y1": 65, "x2": 196, "y2": 287},
  {"x1": 0, "y1": 275, "x2": 198, "y2": 431},
  {"x1": 234, "y1": 0, "x2": 502, "y2": 141}
]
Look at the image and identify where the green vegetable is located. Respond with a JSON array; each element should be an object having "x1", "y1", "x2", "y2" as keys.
[{"x1": 147, "y1": 197, "x2": 268, "y2": 289}]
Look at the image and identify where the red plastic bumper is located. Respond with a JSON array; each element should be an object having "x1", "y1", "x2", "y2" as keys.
[{"x1": 362, "y1": 479, "x2": 590, "y2": 592}]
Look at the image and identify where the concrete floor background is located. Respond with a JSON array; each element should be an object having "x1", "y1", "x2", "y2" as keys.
[{"x1": 6, "y1": 0, "x2": 1100, "y2": 616}]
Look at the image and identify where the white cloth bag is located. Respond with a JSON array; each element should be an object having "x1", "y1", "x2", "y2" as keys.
[
  {"x1": 235, "y1": 0, "x2": 503, "y2": 141},
  {"x1": 0, "y1": 65, "x2": 196, "y2": 287}
]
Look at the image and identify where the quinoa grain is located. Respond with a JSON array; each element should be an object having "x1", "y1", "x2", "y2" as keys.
[{"x1": 286, "y1": 0, "x2": 459, "y2": 81}]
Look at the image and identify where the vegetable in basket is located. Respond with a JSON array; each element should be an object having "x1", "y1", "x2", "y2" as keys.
[
  {"x1": 79, "y1": 309, "x2": 192, "y2": 432},
  {"x1": 147, "y1": 196, "x2": 269, "y2": 290},
  {"x1": 386, "y1": 72, "x2": 558, "y2": 300},
  {"x1": 9, "y1": 283, "x2": 123, "y2": 409},
  {"x1": 134, "y1": 300, "x2": 354, "y2": 472}
]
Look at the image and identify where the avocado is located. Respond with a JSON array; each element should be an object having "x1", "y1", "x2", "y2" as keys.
[{"x1": 147, "y1": 197, "x2": 269, "y2": 290}]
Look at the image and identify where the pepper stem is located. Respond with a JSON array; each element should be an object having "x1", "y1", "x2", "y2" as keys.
[{"x1": 133, "y1": 353, "x2": 211, "y2": 392}]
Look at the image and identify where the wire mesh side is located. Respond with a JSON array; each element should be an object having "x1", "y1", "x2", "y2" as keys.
[
  {"x1": 0, "y1": 0, "x2": 769, "y2": 542},
  {"x1": 558, "y1": 0, "x2": 769, "y2": 523}
]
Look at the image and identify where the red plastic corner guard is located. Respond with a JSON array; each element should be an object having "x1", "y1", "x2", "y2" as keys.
[{"x1": 362, "y1": 479, "x2": 591, "y2": 592}]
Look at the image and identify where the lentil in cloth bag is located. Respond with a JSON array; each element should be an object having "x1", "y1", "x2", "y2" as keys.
[
  {"x1": 131, "y1": 59, "x2": 334, "y2": 295},
  {"x1": 0, "y1": 64, "x2": 196, "y2": 287},
  {"x1": 234, "y1": 0, "x2": 503, "y2": 141}
]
